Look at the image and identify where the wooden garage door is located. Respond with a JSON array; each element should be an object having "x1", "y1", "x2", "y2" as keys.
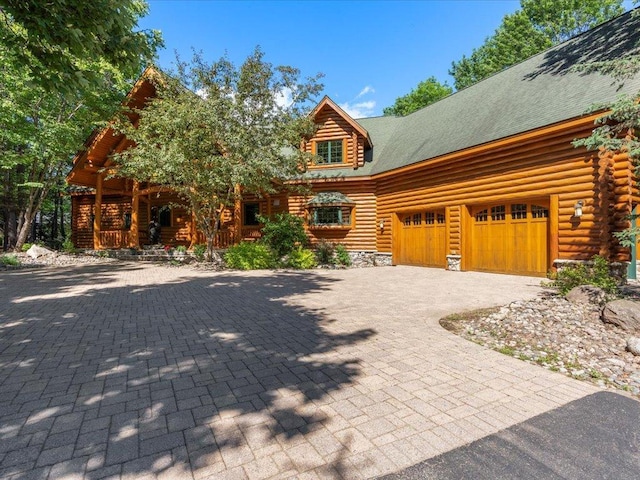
[
  {"x1": 470, "y1": 201, "x2": 549, "y2": 276},
  {"x1": 395, "y1": 210, "x2": 446, "y2": 267}
]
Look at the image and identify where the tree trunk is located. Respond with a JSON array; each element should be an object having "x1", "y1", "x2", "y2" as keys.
[
  {"x1": 3, "y1": 209, "x2": 17, "y2": 251},
  {"x1": 15, "y1": 187, "x2": 48, "y2": 251},
  {"x1": 51, "y1": 194, "x2": 59, "y2": 241},
  {"x1": 59, "y1": 198, "x2": 65, "y2": 240}
]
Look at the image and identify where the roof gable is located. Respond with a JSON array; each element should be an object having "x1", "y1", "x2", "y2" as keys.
[{"x1": 311, "y1": 96, "x2": 372, "y2": 149}]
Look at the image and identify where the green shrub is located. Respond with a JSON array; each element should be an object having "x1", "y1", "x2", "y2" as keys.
[
  {"x1": 547, "y1": 255, "x2": 619, "y2": 295},
  {"x1": 334, "y1": 244, "x2": 352, "y2": 267},
  {"x1": 193, "y1": 243, "x2": 207, "y2": 261},
  {"x1": 224, "y1": 242, "x2": 275, "y2": 270},
  {"x1": 62, "y1": 238, "x2": 76, "y2": 254},
  {"x1": 315, "y1": 239, "x2": 335, "y2": 265},
  {"x1": 284, "y1": 247, "x2": 317, "y2": 269},
  {"x1": 175, "y1": 245, "x2": 188, "y2": 253},
  {"x1": 258, "y1": 213, "x2": 308, "y2": 258},
  {"x1": 21, "y1": 243, "x2": 32, "y2": 252},
  {"x1": 1, "y1": 254, "x2": 20, "y2": 266}
]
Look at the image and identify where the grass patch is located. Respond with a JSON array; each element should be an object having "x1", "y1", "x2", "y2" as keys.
[
  {"x1": 589, "y1": 369, "x2": 603, "y2": 379},
  {"x1": 1, "y1": 254, "x2": 20, "y2": 266},
  {"x1": 496, "y1": 345, "x2": 516, "y2": 356}
]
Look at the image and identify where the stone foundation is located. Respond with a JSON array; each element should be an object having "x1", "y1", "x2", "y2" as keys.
[
  {"x1": 446, "y1": 254, "x2": 462, "y2": 271},
  {"x1": 348, "y1": 251, "x2": 392, "y2": 268}
]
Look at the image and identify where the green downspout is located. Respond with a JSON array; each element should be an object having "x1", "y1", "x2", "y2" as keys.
[{"x1": 628, "y1": 205, "x2": 637, "y2": 280}]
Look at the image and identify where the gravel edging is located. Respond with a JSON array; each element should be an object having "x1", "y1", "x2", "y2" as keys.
[
  {"x1": 441, "y1": 289, "x2": 640, "y2": 398},
  {"x1": 1, "y1": 252, "x2": 119, "y2": 270}
]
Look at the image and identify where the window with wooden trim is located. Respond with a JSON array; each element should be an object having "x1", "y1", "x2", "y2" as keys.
[
  {"x1": 413, "y1": 213, "x2": 422, "y2": 225},
  {"x1": 425, "y1": 212, "x2": 435, "y2": 224},
  {"x1": 243, "y1": 202, "x2": 260, "y2": 226},
  {"x1": 310, "y1": 206, "x2": 351, "y2": 226},
  {"x1": 437, "y1": 213, "x2": 445, "y2": 224},
  {"x1": 511, "y1": 203, "x2": 527, "y2": 220},
  {"x1": 316, "y1": 140, "x2": 344, "y2": 164},
  {"x1": 475, "y1": 209, "x2": 488, "y2": 222},
  {"x1": 491, "y1": 205, "x2": 506, "y2": 221},
  {"x1": 403, "y1": 216, "x2": 411, "y2": 226},
  {"x1": 531, "y1": 205, "x2": 549, "y2": 218}
]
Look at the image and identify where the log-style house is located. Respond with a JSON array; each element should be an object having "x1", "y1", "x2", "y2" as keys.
[{"x1": 68, "y1": 10, "x2": 640, "y2": 277}]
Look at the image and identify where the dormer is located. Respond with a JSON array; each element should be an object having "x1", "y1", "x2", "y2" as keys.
[{"x1": 303, "y1": 96, "x2": 372, "y2": 170}]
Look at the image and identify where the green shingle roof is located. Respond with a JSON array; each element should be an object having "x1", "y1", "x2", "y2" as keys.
[{"x1": 310, "y1": 9, "x2": 640, "y2": 179}]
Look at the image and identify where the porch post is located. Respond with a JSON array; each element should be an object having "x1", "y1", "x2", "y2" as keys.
[
  {"x1": 93, "y1": 172, "x2": 103, "y2": 250},
  {"x1": 130, "y1": 180, "x2": 140, "y2": 248},
  {"x1": 234, "y1": 185, "x2": 242, "y2": 243}
]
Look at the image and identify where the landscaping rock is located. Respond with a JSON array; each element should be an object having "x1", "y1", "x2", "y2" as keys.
[
  {"x1": 601, "y1": 299, "x2": 640, "y2": 332},
  {"x1": 566, "y1": 285, "x2": 607, "y2": 305},
  {"x1": 627, "y1": 337, "x2": 640, "y2": 356},
  {"x1": 447, "y1": 292, "x2": 640, "y2": 398},
  {"x1": 26, "y1": 244, "x2": 54, "y2": 259}
]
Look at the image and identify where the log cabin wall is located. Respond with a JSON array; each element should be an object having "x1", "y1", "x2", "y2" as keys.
[
  {"x1": 71, "y1": 195, "x2": 133, "y2": 249},
  {"x1": 375, "y1": 119, "x2": 634, "y2": 270},
  {"x1": 147, "y1": 192, "x2": 192, "y2": 247},
  {"x1": 304, "y1": 105, "x2": 366, "y2": 169},
  {"x1": 71, "y1": 195, "x2": 94, "y2": 249},
  {"x1": 288, "y1": 180, "x2": 377, "y2": 251}
]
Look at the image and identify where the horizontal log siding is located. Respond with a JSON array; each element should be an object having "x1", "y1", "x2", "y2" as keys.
[
  {"x1": 306, "y1": 107, "x2": 365, "y2": 167},
  {"x1": 376, "y1": 124, "x2": 633, "y2": 263},
  {"x1": 447, "y1": 206, "x2": 461, "y2": 255},
  {"x1": 288, "y1": 181, "x2": 377, "y2": 251},
  {"x1": 72, "y1": 196, "x2": 93, "y2": 249},
  {"x1": 72, "y1": 195, "x2": 133, "y2": 249},
  {"x1": 148, "y1": 193, "x2": 191, "y2": 247}
]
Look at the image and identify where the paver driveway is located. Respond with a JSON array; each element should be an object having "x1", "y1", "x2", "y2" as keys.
[{"x1": 0, "y1": 263, "x2": 597, "y2": 479}]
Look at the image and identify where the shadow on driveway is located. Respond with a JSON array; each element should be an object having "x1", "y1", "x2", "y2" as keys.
[{"x1": 0, "y1": 264, "x2": 375, "y2": 479}]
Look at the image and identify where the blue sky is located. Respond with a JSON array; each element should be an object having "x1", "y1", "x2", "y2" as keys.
[{"x1": 138, "y1": 1, "x2": 631, "y2": 117}]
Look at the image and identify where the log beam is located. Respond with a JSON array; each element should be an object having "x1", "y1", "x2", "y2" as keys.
[{"x1": 93, "y1": 173, "x2": 103, "y2": 250}]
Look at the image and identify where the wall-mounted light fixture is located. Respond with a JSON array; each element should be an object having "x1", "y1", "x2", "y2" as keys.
[
  {"x1": 379, "y1": 219, "x2": 385, "y2": 230},
  {"x1": 574, "y1": 200, "x2": 584, "y2": 218}
]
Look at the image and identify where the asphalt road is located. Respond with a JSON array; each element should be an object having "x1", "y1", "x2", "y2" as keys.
[{"x1": 378, "y1": 391, "x2": 640, "y2": 480}]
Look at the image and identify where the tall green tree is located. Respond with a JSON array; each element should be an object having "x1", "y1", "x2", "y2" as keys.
[
  {"x1": 450, "y1": 0, "x2": 624, "y2": 90},
  {"x1": 573, "y1": 6, "x2": 640, "y2": 247},
  {"x1": 0, "y1": 0, "x2": 162, "y2": 95},
  {"x1": 114, "y1": 49, "x2": 323, "y2": 260},
  {"x1": 0, "y1": 1, "x2": 161, "y2": 250},
  {"x1": 383, "y1": 76, "x2": 452, "y2": 117}
]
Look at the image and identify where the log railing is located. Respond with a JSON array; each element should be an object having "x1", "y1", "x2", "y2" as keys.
[
  {"x1": 99, "y1": 227, "x2": 260, "y2": 250},
  {"x1": 99, "y1": 230, "x2": 131, "y2": 249}
]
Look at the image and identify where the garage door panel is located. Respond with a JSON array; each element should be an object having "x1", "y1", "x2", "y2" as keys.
[
  {"x1": 471, "y1": 202, "x2": 548, "y2": 276},
  {"x1": 395, "y1": 211, "x2": 446, "y2": 268}
]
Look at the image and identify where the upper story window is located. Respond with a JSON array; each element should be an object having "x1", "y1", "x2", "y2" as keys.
[{"x1": 316, "y1": 140, "x2": 344, "y2": 164}]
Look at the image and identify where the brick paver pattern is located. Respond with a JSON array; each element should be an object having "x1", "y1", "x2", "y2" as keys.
[{"x1": 0, "y1": 264, "x2": 597, "y2": 479}]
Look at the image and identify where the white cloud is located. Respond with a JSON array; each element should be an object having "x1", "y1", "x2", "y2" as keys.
[
  {"x1": 340, "y1": 100, "x2": 376, "y2": 119},
  {"x1": 356, "y1": 86, "x2": 375, "y2": 99},
  {"x1": 339, "y1": 85, "x2": 377, "y2": 118},
  {"x1": 275, "y1": 87, "x2": 293, "y2": 109}
]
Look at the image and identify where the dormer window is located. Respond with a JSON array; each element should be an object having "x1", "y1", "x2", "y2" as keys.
[{"x1": 316, "y1": 140, "x2": 344, "y2": 164}]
